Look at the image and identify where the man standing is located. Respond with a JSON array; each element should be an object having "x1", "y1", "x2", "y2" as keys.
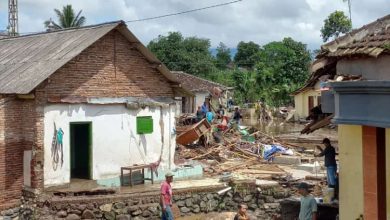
[
  {"x1": 314, "y1": 138, "x2": 337, "y2": 187},
  {"x1": 298, "y1": 182, "x2": 317, "y2": 220},
  {"x1": 233, "y1": 107, "x2": 242, "y2": 124},
  {"x1": 201, "y1": 101, "x2": 210, "y2": 115},
  {"x1": 195, "y1": 106, "x2": 205, "y2": 122},
  {"x1": 234, "y1": 204, "x2": 250, "y2": 220},
  {"x1": 217, "y1": 104, "x2": 225, "y2": 118},
  {"x1": 227, "y1": 97, "x2": 234, "y2": 111},
  {"x1": 161, "y1": 172, "x2": 174, "y2": 220}
]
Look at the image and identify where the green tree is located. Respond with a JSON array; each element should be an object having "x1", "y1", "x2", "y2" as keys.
[
  {"x1": 255, "y1": 37, "x2": 311, "y2": 106},
  {"x1": 148, "y1": 32, "x2": 215, "y2": 76},
  {"x1": 215, "y1": 42, "x2": 231, "y2": 69},
  {"x1": 321, "y1": 11, "x2": 352, "y2": 42},
  {"x1": 234, "y1": 41, "x2": 260, "y2": 69},
  {"x1": 232, "y1": 70, "x2": 257, "y2": 103},
  {"x1": 44, "y1": 5, "x2": 86, "y2": 29}
]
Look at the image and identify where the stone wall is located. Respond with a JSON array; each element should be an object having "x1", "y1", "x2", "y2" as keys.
[{"x1": 0, "y1": 182, "x2": 290, "y2": 220}]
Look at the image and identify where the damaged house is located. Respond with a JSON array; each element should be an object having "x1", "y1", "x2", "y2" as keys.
[
  {"x1": 0, "y1": 21, "x2": 189, "y2": 210},
  {"x1": 302, "y1": 14, "x2": 390, "y2": 219},
  {"x1": 291, "y1": 78, "x2": 322, "y2": 121},
  {"x1": 173, "y1": 71, "x2": 233, "y2": 114}
]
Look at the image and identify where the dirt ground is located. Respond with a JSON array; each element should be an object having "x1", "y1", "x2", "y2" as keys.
[{"x1": 177, "y1": 212, "x2": 237, "y2": 220}]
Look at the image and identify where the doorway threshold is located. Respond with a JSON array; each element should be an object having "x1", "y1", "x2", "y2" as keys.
[{"x1": 45, "y1": 179, "x2": 117, "y2": 197}]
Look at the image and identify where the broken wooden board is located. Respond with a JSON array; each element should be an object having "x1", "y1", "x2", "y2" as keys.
[{"x1": 238, "y1": 169, "x2": 286, "y2": 175}]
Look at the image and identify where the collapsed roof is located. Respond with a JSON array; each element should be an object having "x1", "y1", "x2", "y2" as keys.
[{"x1": 292, "y1": 14, "x2": 390, "y2": 95}]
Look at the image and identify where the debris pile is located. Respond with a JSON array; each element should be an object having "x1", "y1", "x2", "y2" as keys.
[
  {"x1": 175, "y1": 116, "x2": 308, "y2": 171},
  {"x1": 174, "y1": 112, "x2": 335, "y2": 204}
]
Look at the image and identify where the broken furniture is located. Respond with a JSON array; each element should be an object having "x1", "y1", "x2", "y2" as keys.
[
  {"x1": 176, "y1": 119, "x2": 211, "y2": 145},
  {"x1": 120, "y1": 164, "x2": 154, "y2": 187}
]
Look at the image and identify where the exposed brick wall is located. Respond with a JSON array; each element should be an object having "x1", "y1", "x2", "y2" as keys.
[
  {"x1": 44, "y1": 30, "x2": 174, "y2": 99},
  {"x1": 0, "y1": 96, "x2": 36, "y2": 210},
  {"x1": 0, "y1": 28, "x2": 178, "y2": 211},
  {"x1": 30, "y1": 91, "x2": 45, "y2": 191}
]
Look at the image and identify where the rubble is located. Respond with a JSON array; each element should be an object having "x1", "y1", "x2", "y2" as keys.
[{"x1": 175, "y1": 112, "x2": 335, "y2": 209}]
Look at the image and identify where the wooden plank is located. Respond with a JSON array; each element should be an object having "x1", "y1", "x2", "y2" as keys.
[{"x1": 238, "y1": 169, "x2": 286, "y2": 175}]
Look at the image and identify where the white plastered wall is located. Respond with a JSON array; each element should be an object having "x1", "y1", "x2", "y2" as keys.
[
  {"x1": 194, "y1": 92, "x2": 209, "y2": 110},
  {"x1": 43, "y1": 103, "x2": 176, "y2": 187},
  {"x1": 293, "y1": 81, "x2": 322, "y2": 120}
]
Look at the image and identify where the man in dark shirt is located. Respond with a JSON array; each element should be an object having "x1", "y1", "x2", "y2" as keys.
[
  {"x1": 233, "y1": 107, "x2": 242, "y2": 124},
  {"x1": 314, "y1": 138, "x2": 337, "y2": 187}
]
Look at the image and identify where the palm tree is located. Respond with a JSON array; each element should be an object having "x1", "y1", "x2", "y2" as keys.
[{"x1": 44, "y1": 5, "x2": 86, "y2": 30}]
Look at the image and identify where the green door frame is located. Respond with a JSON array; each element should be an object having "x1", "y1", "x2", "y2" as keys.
[{"x1": 70, "y1": 122, "x2": 93, "y2": 179}]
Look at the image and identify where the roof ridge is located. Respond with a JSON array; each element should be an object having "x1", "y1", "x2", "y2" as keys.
[
  {"x1": 0, "y1": 20, "x2": 124, "y2": 41},
  {"x1": 172, "y1": 71, "x2": 228, "y2": 88}
]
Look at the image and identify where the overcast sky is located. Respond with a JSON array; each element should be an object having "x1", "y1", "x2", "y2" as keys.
[{"x1": 0, "y1": 0, "x2": 388, "y2": 50}]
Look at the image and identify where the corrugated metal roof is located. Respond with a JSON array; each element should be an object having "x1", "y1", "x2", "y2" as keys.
[{"x1": 0, "y1": 21, "x2": 122, "y2": 94}]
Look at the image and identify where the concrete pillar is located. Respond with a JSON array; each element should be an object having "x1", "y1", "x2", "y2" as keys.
[{"x1": 362, "y1": 126, "x2": 386, "y2": 220}]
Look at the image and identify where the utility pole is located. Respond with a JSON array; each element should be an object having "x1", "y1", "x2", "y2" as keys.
[
  {"x1": 8, "y1": 0, "x2": 18, "y2": 36},
  {"x1": 343, "y1": 0, "x2": 352, "y2": 27},
  {"x1": 347, "y1": 0, "x2": 352, "y2": 27}
]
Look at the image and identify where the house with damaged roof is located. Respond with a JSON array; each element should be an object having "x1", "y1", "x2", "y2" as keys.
[
  {"x1": 172, "y1": 71, "x2": 233, "y2": 114},
  {"x1": 0, "y1": 21, "x2": 194, "y2": 210},
  {"x1": 301, "y1": 14, "x2": 390, "y2": 219},
  {"x1": 291, "y1": 76, "x2": 323, "y2": 121}
]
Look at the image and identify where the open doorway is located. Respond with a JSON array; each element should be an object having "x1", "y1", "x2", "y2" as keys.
[{"x1": 70, "y1": 122, "x2": 92, "y2": 179}]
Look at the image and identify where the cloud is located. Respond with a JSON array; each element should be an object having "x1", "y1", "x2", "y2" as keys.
[{"x1": 0, "y1": 0, "x2": 388, "y2": 50}]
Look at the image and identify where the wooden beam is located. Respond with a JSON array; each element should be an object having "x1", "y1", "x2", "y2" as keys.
[{"x1": 17, "y1": 94, "x2": 35, "y2": 99}]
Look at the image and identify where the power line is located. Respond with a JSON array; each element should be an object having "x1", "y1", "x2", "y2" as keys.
[
  {"x1": 125, "y1": 0, "x2": 243, "y2": 23},
  {"x1": 14, "y1": 0, "x2": 243, "y2": 36}
]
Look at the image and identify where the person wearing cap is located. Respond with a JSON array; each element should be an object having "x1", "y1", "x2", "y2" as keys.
[
  {"x1": 298, "y1": 182, "x2": 317, "y2": 220},
  {"x1": 314, "y1": 138, "x2": 337, "y2": 187},
  {"x1": 160, "y1": 171, "x2": 174, "y2": 220}
]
